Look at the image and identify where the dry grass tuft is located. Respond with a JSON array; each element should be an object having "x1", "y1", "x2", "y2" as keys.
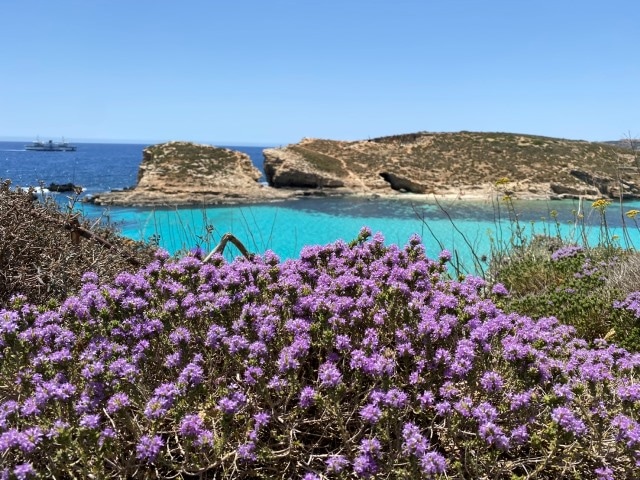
[
  {"x1": 0, "y1": 180, "x2": 156, "y2": 308},
  {"x1": 606, "y1": 251, "x2": 640, "y2": 296}
]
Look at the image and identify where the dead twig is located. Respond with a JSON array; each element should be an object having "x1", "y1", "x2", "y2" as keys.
[{"x1": 204, "y1": 233, "x2": 253, "y2": 262}]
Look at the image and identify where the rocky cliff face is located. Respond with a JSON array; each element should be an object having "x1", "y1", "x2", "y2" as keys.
[
  {"x1": 92, "y1": 142, "x2": 293, "y2": 206},
  {"x1": 263, "y1": 132, "x2": 640, "y2": 200}
]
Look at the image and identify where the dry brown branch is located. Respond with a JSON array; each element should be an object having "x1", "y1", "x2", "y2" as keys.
[{"x1": 204, "y1": 233, "x2": 253, "y2": 262}]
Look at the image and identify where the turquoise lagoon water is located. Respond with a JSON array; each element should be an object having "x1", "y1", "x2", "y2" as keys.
[
  {"x1": 3, "y1": 140, "x2": 640, "y2": 269},
  {"x1": 78, "y1": 195, "x2": 640, "y2": 271}
]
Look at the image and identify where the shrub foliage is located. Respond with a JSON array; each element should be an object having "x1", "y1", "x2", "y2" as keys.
[{"x1": 2, "y1": 229, "x2": 640, "y2": 478}]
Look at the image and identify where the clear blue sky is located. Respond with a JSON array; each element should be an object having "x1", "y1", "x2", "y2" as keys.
[{"x1": 1, "y1": 0, "x2": 638, "y2": 145}]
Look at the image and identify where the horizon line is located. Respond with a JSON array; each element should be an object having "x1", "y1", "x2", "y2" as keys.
[{"x1": 0, "y1": 136, "x2": 281, "y2": 147}]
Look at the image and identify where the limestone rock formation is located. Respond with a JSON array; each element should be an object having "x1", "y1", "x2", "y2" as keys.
[
  {"x1": 92, "y1": 133, "x2": 640, "y2": 207},
  {"x1": 263, "y1": 132, "x2": 640, "y2": 200},
  {"x1": 92, "y1": 142, "x2": 294, "y2": 206}
]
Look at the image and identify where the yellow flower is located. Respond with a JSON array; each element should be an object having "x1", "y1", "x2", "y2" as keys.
[
  {"x1": 591, "y1": 198, "x2": 611, "y2": 210},
  {"x1": 626, "y1": 209, "x2": 640, "y2": 219},
  {"x1": 495, "y1": 177, "x2": 510, "y2": 186}
]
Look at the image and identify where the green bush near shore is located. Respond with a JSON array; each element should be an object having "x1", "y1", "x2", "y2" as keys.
[
  {"x1": 489, "y1": 237, "x2": 640, "y2": 351},
  {"x1": 481, "y1": 196, "x2": 640, "y2": 352}
]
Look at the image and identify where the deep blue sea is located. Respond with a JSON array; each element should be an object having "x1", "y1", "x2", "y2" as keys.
[{"x1": 2, "y1": 140, "x2": 640, "y2": 269}]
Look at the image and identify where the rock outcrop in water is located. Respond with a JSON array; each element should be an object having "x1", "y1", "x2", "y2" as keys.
[
  {"x1": 91, "y1": 142, "x2": 294, "y2": 206},
  {"x1": 92, "y1": 133, "x2": 640, "y2": 206},
  {"x1": 263, "y1": 132, "x2": 640, "y2": 200}
]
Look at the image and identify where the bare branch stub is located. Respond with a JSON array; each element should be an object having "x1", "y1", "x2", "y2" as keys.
[{"x1": 204, "y1": 233, "x2": 253, "y2": 262}]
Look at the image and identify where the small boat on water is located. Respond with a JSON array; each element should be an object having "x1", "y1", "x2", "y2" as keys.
[{"x1": 25, "y1": 138, "x2": 77, "y2": 152}]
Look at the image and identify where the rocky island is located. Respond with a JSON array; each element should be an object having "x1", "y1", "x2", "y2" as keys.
[
  {"x1": 91, "y1": 142, "x2": 295, "y2": 206},
  {"x1": 264, "y1": 132, "x2": 640, "y2": 200},
  {"x1": 91, "y1": 133, "x2": 639, "y2": 206}
]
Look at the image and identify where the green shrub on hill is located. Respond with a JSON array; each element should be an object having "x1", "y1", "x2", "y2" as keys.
[
  {"x1": 490, "y1": 239, "x2": 625, "y2": 343},
  {"x1": 485, "y1": 197, "x2": 640, "y2": 352}
]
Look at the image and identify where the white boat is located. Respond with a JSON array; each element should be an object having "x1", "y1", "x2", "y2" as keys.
[{"x1": 25, "y1": 138, "x2": 77, "y2": 152}]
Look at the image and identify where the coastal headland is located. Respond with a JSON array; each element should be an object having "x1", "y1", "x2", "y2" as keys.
[{"x1": 90, "y1": 132, "x2": 639, "y2": 207}]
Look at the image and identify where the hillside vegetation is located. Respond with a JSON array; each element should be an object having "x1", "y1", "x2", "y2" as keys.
[{"x1": 0, "y1": 181, "x2": 155, "y2": 308}]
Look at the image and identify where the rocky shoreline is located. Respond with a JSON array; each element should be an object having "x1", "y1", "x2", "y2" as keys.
[{"x1": 89, "y1": 133, "x2": 639, "y2": 207}]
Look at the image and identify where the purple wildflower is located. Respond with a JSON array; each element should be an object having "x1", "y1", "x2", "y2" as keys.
[
  {"x1": 163, "y1": 299, "x2": 179, "y2": 311},
  {"x1": 352, "y1": 454, "x2": 378, "y2": 478},
  {"x1": 612, "y1": 414, "x2": 640, "y2": 448},
  {"x1": 20, "y1": 398, "x2": 40, "y2": 417},
  {"x1": 334, "y1": 334, "x2": 352, "y2": 351},
  {"x1": 243, "y1": 365, "x2": 264, "y2": 385},
  {"x1": 419, "y1": 451, "x2": 447, "y2": 476},
  {"x1": 325, "y1": 454, "x2": 349, "y2": 473},
  {"x1": 81, "y1": 271, "x2": 99, "y2": 284},
  {"x1": 237, "y1": 441, "x2": 257, "y2": 462},
  {"x1": 359, "y1": 403, "x2": 382, "y2": 424},
  {"x1": 178, "y1": 360, "x2": 204, "y2": 387},
  {"x1": 360, "y1": 437, "x2": 382, "y2": 458},
  {"x1": 509, "y1": 390, "x2": 533, "y2": 410},
  {"x1": 13, "y1": 463, "x2": 35, "y2": 480},
  {"x1": 299, "y1": 386, "x2": 316, "y2": 408},
  {"x1": 205, "y1": 324, "x2": 227, "y2": 348},
  {"x1": 417, "y1": 390, "x2": 435, "y2": 407},
  {"x1": 478, "y1": 421, "x2": 509, "y2": 450},
  {"x1": 595, "y1": 466, "x2": 615, "y2": 480},
  {"x1": 47, "y1": 420, "x2": 69, "y2": 439},
  {"x1": 491, "y1": 283, "x2": 509, "y2": 296},
  {"x1": 383, "y1": 388, "x2": 408, "y2": 409},
  {"x1": 551, "y1": 245, "x2": 583, "y2": 261},
  {"x1": 109, "y1": 358, "x2": 139, "y2": 381},
  {"x1": 79, "y1": 414, "x2": 101, "y2": 429},
  {"x1": 510, "y1": 424, "x2": 529, "y2": 445},
  {"x1": 551, "y1": 406, "x2": 587, "y2": 436},
  {"x1": 169, "y1": 326, "x2": 192, "y2": 345},
  {"x1": 219, "y1": 388, "x2": 247, "y2": 414},
  {"x1": 253, "y1": 411, "x2": 270, "y2": 428},
  {"x1": 453, "y1": 396, "x2": 473, "y2": 417},
  {"x1": 617, "y1": 382, "x2": 640, "y2": 402},
  {"x1": 318, "y1": 361, "x2": 342, "y2": 388},
  {"x1": 136, "y1": 434, "x2": 164, "y2": 462},
  {"x1": 439, "y1": 249, "x2": 452, "y2": 263},
  {"x1": 179, "y1": 414, "x2": 205, "y2": 437},
  {"x1": 164, "y1": 351, "x2": 182, "y2": 368},
  {"x1": 301, "y1": 474, "x2": 320, "y2": 480},
  {"x1": 402, "y1": 422, "x2": 428, "y2": 456},
  {"x1": 480, "y1": 371, "x2": 504, "y2": 393},
  {"x1": 435, "y1": 401, "x2": 451, "y2": 416},
  {"x1": 472, "y1": 402, "x2": 498, "y2": 423},
  {"x1": 224, "y1": 334, "x2": 250, "y2": 354}
]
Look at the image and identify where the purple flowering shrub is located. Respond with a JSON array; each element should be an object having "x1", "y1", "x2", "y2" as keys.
[{"x1": 2, "y1": 228, "x2": 640, "y2": 478}]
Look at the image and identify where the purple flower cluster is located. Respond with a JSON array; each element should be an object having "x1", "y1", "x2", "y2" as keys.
[
  {"x1": 2, "y1": 231, "x2": 640, "y2": 478},
  {"x1": 551, "y1": 245, "x2": 584, "y2": 261},
  {"x1": 615, "y1": 291, "x2": 640, "y2": 318},
  {"x1": 136, "y1": 434, "x2": 163, "y2": 463}
]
